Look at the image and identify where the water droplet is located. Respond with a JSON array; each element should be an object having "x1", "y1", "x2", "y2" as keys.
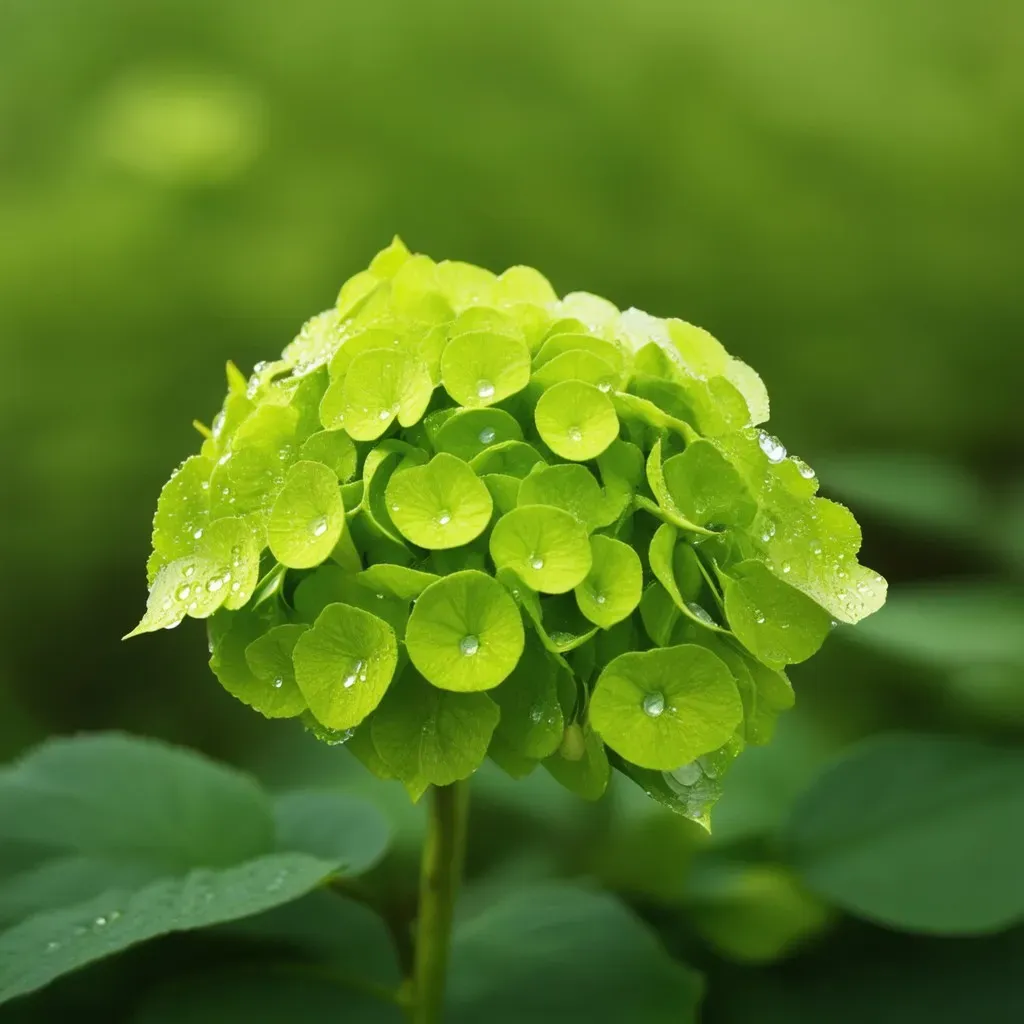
[
  {"x1": 231, "y1": 581, "x2": 241, "y2": 592},
  {"x1": 685, "y1": 601, "x2": 715, "y2": 626},
  {"x1": 567, "y1": 426, "x2": 583, "y2": 442},
  {"x1": 437, "y1": 510, "x2": 452, "y2": 526},
  {"x1": 812, "y1": 543, "x2": 822, "y2": 556},
  {"x1": 529, "y1": 707, "x2": 543, "y2": 723},
  {"x1": 45, "y1": 940, "x2": 61, "y2": 953},
  {"x1": 548, "y1": 631, "x2": 574, "y2": 647},
  {"x1": 593, "y1": 591, "x2": 607, "y2": 605},
  {"x1": 760, "y1": 520, "x2": 776, "y2": 543},
  {"x1": 757, "y1": 430, "x2": 787, "y2": 464},
  {"x1": 667, "y1": 761, "x2": 703, "y2": 788},
  {"x1": 207, "y1": 576, "x2": 225, "y2": 593},
  {"x1": 781, "y1": 561, "x2": 791, "y2": 574},
  {"x1": 830, "y1": 619, "x2": 839, "y2": 629},
  {"x1": 218, "y1": 451, "x2": 232, "y2": 466},
  {"x1": 212, "y1": 411, "x2": 226, "y2": 438},
  {"x1": 793, "y1": 458, "x2": 816, "y2": 480},
  {"x1": 479, "y1": 427, "x2": 496, "y2": 445},
  {"x1": 311, "y1": 516, "x2": 329, "y2": 537},
  {"x1": 342, "y1": 659, "x2": 365, "y2": 688},
  {"x1": 192, "y1": 527, "x2": 204, "y2": 540},
  {"x1": 476, "y1": 379, "x2": 496, "y2": 399},
  {"x1": 642, "y1": 692, "x2": 666, "y2": 717},
  {"x1": 755, "y1": 612, "x2": 766, "y2": 625},
  {"x1": 598, "y1": 381, "x2": 612, "y2": 393},
  {"x1": 378, "y1": 408, "x2": 391, "y2": 421},
  {"x1": 273, "y1": 677, "x2": 284, "y2": 689},
  {"x1": 94, "y1": 916, "x2": 108, "y2": 928},
  {"x1": 391, "y1": 503, "x2": 401, "y2": 512},
  {"x1": 176, "y1": 585, "x2": 192, "y2": 601},
  {"x1": 530, "y1": 554, "x2": 544, "y2": 570},
  {"x1": 108, "y1": 910, "x2": 122, "y2": 922},
  {"x1": 460, "y1": 634, "x2": 480, "y2": 656}
]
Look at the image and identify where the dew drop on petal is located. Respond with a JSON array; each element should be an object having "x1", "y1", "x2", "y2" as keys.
[
  {"x1": 685, "y1": 601, "x2": 715, "y2": 626},
  {"x1": 642, "y1": 692, "x2": 665, "y2": 718},
  {"x1": 273, "y1": 677, "x2": 284, "y2": 689},
  {"x1": 757, "y1": 430, "x2": 787, "y2": 464},
  {"x1": 781, "y1": 561, "x2": 791, "y2": 574},
  {"x1": 530, "y1": 554, "x2": 544, "y2": 570},
  {"x1": 193, "y1": 527, "x2": 204, "y2": 540},
  {"x1": 476, "y1": 380, "x2": 495, "y2": 400},
  {"x1": 311, "y1": 516, "x2": 329, "y2": 538},
  {"x1": 378, "y1": 408, "x2": 391, "y2": 421},
  {"x1": 567, "y1": 426, "x2": 583, "y2": 442},
  {"x1": 437, "y1": 510, "x2": 452, "y2": 526},
  {"x1": 342, "y1": 659, "x2": 365, "y2": 688},
  {"x1": 479, "y1": 427, "x2": 496, "y2": 445},
  {"x1": 460, "y1": 634, "x2": 480, "y2": 656}
]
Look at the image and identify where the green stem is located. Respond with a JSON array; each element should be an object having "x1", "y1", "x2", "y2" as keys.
[{"x1": 412, "y1": 780, "x2": 469, "y2": 1024}]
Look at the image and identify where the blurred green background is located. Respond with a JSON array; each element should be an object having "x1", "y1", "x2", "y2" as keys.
[{"x1": 1, "y1": 0, "x2": 1022, "y2": 1020}]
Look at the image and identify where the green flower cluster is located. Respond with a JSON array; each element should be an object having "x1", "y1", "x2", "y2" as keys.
[{"x1": 129, "y1": 238, "x2": 885, "y2": 825}]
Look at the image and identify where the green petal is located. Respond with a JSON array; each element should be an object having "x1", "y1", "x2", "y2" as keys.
[
  {"x1": 644, "y1": 438, "x2": 716, "y2": 536},
  {"x1": 299, "y1": 429, "x2": 357, "y2": 482},
  {"x1": 355, "y1": 564, "x2": 439, "y2": 600},
  {"x1": 590, "y1": 646, "x2": 742, "y2": 770},
  {"x1": 470, "y1": 441, "x2": 546, "y2": 478},
  {"x1": 544, "y1": 728, "x2": 610, "y2": 801},
  {"x1": 292, "y1": 602, "x2": 399, "y2": 730},
  {"x1": 531, "y1": 350, "x2": 619, "y2": 393},
  {"x1": 489, "y1": 634, "x2": 564, "y2": 761},
  {"x1": 431, "y1": 408, "x2": 523, "y2": 461},
  {"x1": 334, "y1": 348, "x2": 433, "y2": 440},
  {"x1": 149, "y1": 454, "x2": 214, "y2": 581},
  {"x1": 440, "y1": 331, "x2": 531, "y2": 407},
  {"x1": 242, "y1": 623, "x2": 310, "y2": 717},
  {"x1": 482, "y1": 473, "x2": 521, "y2": 516},
  {"x1": 405, "y1": 570, "x2": 525, "y2": 692},
  {"x1": 722, "y1": 560, "x2": 833, "y2": 668},
  {"x1": 535, "y1": 333, "x2": 625, "y2": 374},
  {"x1": 662, "y1": 439, "x2": 757, "y2": 530},
  {"x1": 517, "y1": 463, "x2": 618, "y2": 532},
  {"x1": 267, "y1": 460, "x2": 345, "y2": 569},
  {"x1": 574, "y1": 536, "x2": 643, "y2": 628},
  {"x1": 207, "y1": 607, "x2": 306, "y2": 719},
  {"x1": 371, "y1": 670, "x2": 500, "y2": 786},
  {"x1": 649, "y1": 524, "x2": 728, "y2": 633},
  {"x1": 292, "y1": 564, "x2": 409, "y2": 638},
  {"x1": 326, "y1": 326, "x2": 402, "y2": 382},
  {"x1": 385, "y1": 453, "x2": 493, "y2": 550},
  {"x1": 449, "y1": 306, "x2": 523, "y2": 341},
  {"x1": 489, "y1": 505, "x2": 593, "y2": 594},
  {"x1": 534, "y1": 380, "x2": 619, "y2": 461},
  {"x1": 127, "y1": 517, "x2": 259, "y2": 637},
  {"x1": 596, "y1": 439, "x2": 645, "y2": 502},
  {"x1": 494, "y1": 265, "x2": 558, "y2": 307}
]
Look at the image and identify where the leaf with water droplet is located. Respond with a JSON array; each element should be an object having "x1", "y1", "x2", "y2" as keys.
[
  {"x1": 517, "y1": 463, "x2": 621, "y2": 532},
  {"x1": 207, "y1": 608, "x2": 306, "y2": 720},
  {"x1": 440, "y1": 331, "x2": 531, "y2": 408},
  {"x1": 298, "y1": 428, "x2": 358, "y2": 482},
  {"x1": 370, "y1": 670, "x2": 500, "y2": 786},
  {"x1": 722, "y1": 560, "x2": 834, "y2": 669},
  {"x1": 292, "y1": 603, "x2": 398, "y2": 731},
  {"x1": 488, "y1": 634, "x2": 564, "y2": 765},
  {"x1": 648, "y1": 524, "x2": 727, "y2": 635},
  {"x1": 432, "y1": 408, "x2": 524, "y2": 464},
  {"x1": 267, "y1": 460, "x2": 345, "y2": 569},
  {"x1": 489, "y1": 505, "x2": 592, "y2": 594},
  {"x1": 330, "y1": 347, "x2": 434, "y2": 441},
  {"x1": 405, "y1": 570, "x2": 525, "y2": 692},
  {"x1": 127, "y1": 517, "x2": 258, "y2": 637},
  {"x1": 662, "y1": 439, "x2": 757, "y2": 530},
  {"x1": 590, "y1": 646, "x2": 742, "y2": 770},
  {"x1": 241, "y1": 624, "x2": 309, "y2": 718},
  {"x1": 385, "y1": 453, "x2": 493, "y2": 550},
  {"x1": 148, "y1": 454, "x2": 214, "y2": 584},
  {"x1": 469, "y1": 440, "x2": 546, "y2": 479},
  {"x1": 534, "y1": 380, "x2": 619, "y2": 461},
  {"x1": 574, "y1": 535, "x2": 643, "y2": 628},
  {"x1": 530, "y1": 349, "x2": 619, "y2": 394}
]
